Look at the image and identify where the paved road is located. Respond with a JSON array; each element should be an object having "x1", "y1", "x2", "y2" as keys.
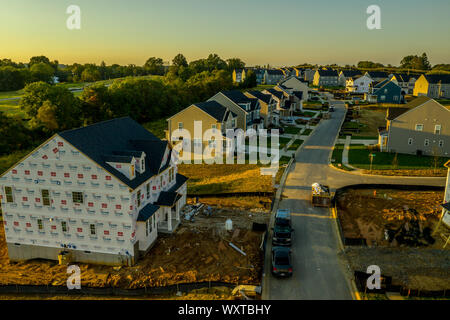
[{"x1": 263, "y1": 100, "x2": 445, "y2": 300}]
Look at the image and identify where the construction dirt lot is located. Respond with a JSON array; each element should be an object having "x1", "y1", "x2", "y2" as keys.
[
  {"x1": 336, "y1": 188, "x2": 450, "y2": 291},
  {"x1": 0, "y1": 205, "x2": 269, "y2": 290}
]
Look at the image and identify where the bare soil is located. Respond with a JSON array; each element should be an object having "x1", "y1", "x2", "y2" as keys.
[
  {"x1": 364, "y1": 169, "x2": 447, "y2": 177},
  {"x1": 336, "y1": 189, "x2": 445, "y2": 247},
  {"x1": 336, "y1": 188, "x2": 450, "y2": 291},
  {"x1": 0, "y1": 206, "x2": 269, "y2": 289}
]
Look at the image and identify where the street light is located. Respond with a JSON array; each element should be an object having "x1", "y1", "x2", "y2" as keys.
[{"x1": 369, "y1": 153, "x2": 376, "y2": 171}]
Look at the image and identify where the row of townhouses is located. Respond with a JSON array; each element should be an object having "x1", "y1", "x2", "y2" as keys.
[{"x1": 166, "y1": 76, "x2": 310, "y2": 148}]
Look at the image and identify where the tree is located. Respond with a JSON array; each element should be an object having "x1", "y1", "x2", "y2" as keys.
[
  {"x1": 226, "y1": 58, "x2": 245, "y2": 71},
  {"x1": 20, "y1": 82, "x2": 81, "y2": 131},
  {"x1": 205, "y1": 53, "x2": 227, "y2": 71},
  {"x1": 144, "y1": 57, "x2": 165, "y2": 75},
  {"x1": 0, "y1": 66, "x2": 28, "y2": 91},
  {"x1": 29, "y1": 55, "x2": 51, "y2": 68},
  {"x1": 0, "y1": 112, "x2": 33, "y2": 154},
  {"x1": 80, "y1": 66, "x2": 101, "y2": 82},
  {"x1": 241, "y1": 69, "x2": 256, "y2": 88},
  {"x1": 357, "y1": 61, "x2": 384, "y2": 69},
  {"x1": 30, "y1": 62, "x2": 55, "y2": 83},
  {"x1": 400, "y1": 53, "x2": 431, "y2": 70},
  {"x1": 172, "y1": 54, "x2": 188, "y2": 68}
]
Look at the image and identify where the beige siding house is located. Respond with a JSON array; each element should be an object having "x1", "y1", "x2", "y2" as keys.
[
  {"x1": 413, "y1": 74, "x2": 450, "y2": 99},
  {"x1": 379, "y1": 96, "x2": 450, "y2": 156},
  {"x1": 279, "y1": 76, "x2": 309, "y2": 101}
]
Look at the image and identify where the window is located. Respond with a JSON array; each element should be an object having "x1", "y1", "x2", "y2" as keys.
[
  {"x1": 4, "y1": 186, "x2": 13, "y2": 203},
  {"x1": 141, "y1": 159, "x2": 145, "y2": 172},
  {"x1": 212, "y1": 124, "x2": 217, "y2": 130},
  {"x1": 146, "y1": 183, "x2": 150, "y2": 199},
  {"x1": 90, "y1": 224, "x2": 96, "y2": 235},
  {"x1": 424, "y1": 139, "x2": 430, "y2": 146},
  {"x1": 41, "y1": 189, "x2": 51, "y2": 206},
  {"x1": 380, "y1": 95, "x2": 386, "y2": 101},
  {"x1": 61, "y1": 221, "x2": 68, "y2": 232},
  {"x1": 72, "y1": 192, "x2": 83, "y2": 204},
  {"x1": 415, "y1": 124, "x2": 424, "y2": 131},
  {"x1": 169, "y1": 167, "x2": 175, "y2": 183},
  {"x1": 130, "y1": 165, "x2": 135, "y2": 178},
  {"x1": 408, "y1": 138, "x2": 413, "y2": 145},
  {"x1": 137, "y1": 190, "x2": 141, "y2": 207},
  {"x1": 439, "y1": 140, "x2": 444, "y2": 147},
  {"x1": 146, "y1": 219, "x2": 149, "y2": 237},
  {"x1": 37, "y1": 219, "x2": 43, "y2": 230},
  {"x1": 178, "y1": 122, "x2": 183, "y2": 130},
  {"x1": 435, "y1": 125, "x2": 441, "y2": 135}
]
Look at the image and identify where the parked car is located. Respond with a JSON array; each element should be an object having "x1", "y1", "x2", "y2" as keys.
[
  {"x1": 329, "y1": 106, "x2": 335, "y2": 112},
  {"x1": 272, "y1": 209, "x2": 293, "y2": 246},
  {"x1": 271, "y1": 247, "x2": 293, "y2": 277}
]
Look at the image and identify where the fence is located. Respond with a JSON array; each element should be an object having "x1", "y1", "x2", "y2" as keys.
[{"x1": 0, "y1": 281, "x2": 239, "y2": 297}]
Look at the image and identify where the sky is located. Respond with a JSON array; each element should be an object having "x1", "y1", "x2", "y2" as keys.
[{"x1": 0, "y1": 0, "x2": 449, "y2": 67}]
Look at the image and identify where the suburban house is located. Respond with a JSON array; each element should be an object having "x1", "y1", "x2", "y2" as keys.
[
  {"x1": 365, "y1": 79, "x2": 403, "y2": 104},
  {"x1": 254, "y1": 68, "x2": 265, "y2": 85},
  {"x1": 279, "y1": 76, "x2": 309, "y2": 101},
  {"x1": 274, "y1": 84, "x2": 303, "y2": 112},
  {"x1": 208, "y1": 90, "x2": 263, "y2": 131},
  {"x1": 293, "y1": 67, "x2": 304, "y2": 78},
  {"x1": 166, "y1": 101, "x2": 238, "y2": 149},
  {"x1": 338, "y1": 70, "x2": 362, "y2": 86},
  {"x1": 365, "y1": 71, "x2": 390, "y2": 82},
  {"x1": 390, "y1": 73, "x2": 419, "y2": 95},
  {"x1": 232, "y1": 69, "x2": 247, "y2": 83},
  {"x1": 263, "y1": 69, "x2": 285, "y2": 85},
  {"x1": 244, "y1": 90, "x2": 278, "y2": 127},
  {"x1": 303, "y1": 69, "x2": 316, "y2": 83},
  {"x1": 413, "y1": 74, "x2": 450, "y2": 99},
  {"x1": 0, "y1": 117, "x2": 188, "y2": 266},
  {"x1": 378, "y1": 96, "x2": 450, "y2": 156},
  {"x1": 346, "y1": 74, "x2": 373, "y2": 94},
  {"x1": 262, "y1": 88, "x2": 293, "y2": 118},
  {"x1": 312, "y1": 69, "x2": 339, "y2": 87}
]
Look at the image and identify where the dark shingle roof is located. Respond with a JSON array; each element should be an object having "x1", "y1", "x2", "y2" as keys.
[
  {"x1": 341, "y1": 70, "x2": 361, "y2": 77},
  {"x1": 155, "y1": 191, "x2": 182, "y2": 207},
  {"x1": 246, "y1": 91, "x2": 272, "y2": 104},
  {"x1": 168, "y1": 173, "x2": 188, "y2": 193},
  {"x1": 137, "y1": 203, "x2": 160, "y2": 222},
  {"x1": 103, "y1": 155, "x2": 134, "y2": 163},
  {"x1": 423, "y1": 74, "x2": 450, "y2": 84},
  {"x1": 59, "y1": 117, "x2": 169, "y2": 190},
  {"x1": 193, "y1": 101, "x2": 229, "y2": 122},
  {"x1": 293, "y1": 91, "x2": 303, "y2": 100},
  {"x1": 221, "y1": 90, "x2": 259, "y2": 111},
  {"x1": 386, "y1": 108, "x2": 410, "y2": 120},
  {"x1": 366, "y1": 71, "x2": 389, "y2": 79},
  {"x1": 266, "y1": 69, "x2": 284, "y2": 76},
  {"x1": 264, "y1": 88, "x2": 284, "y2": 100},
  {"x1": 317, "y1": 70, "x2": 338, "y2": 77}
]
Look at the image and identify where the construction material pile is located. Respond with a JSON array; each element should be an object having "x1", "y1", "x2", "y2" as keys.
[
  {"x1": 0, "y1": 207, "x2": 268, "y2": 289},
  {"x1": 336, "y1": 189, "x2": 445, "y2": 247}
]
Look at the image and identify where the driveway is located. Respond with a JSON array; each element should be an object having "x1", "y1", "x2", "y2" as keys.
[{"x1": 263, "y1": 100, "x2": 445, "y2": 300}]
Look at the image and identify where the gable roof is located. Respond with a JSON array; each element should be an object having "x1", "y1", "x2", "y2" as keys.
[
  {"x1": 386, "y1": 96, "x2": 444, "y2": 120},
  {"x1": 366, "y1": 71, "x2": 389, "y2": 79},
  {"x1": 59, "y1": 117, "x2": 169, "y2": 190},
  {"x1": 340, "y1": 70, "x2": 361, "y2": 77},
  {"x1": 266, "y1": 69, "x2": 284, "y2": 76},
  {"x1": 137, "y1": 203, "x2": 160, "y2": 222},
  {"x1": 423, "y1": 74, "x2": 450, "y2": 84},
  {"x1": 193, "y1": 101, "x2": 231, "y2": 122},
  {"x1": 264, "y1": 88, "x2": 284, "y2": 100},
  {"x1": 246, "y1": 90, "x2": 273, "y2": 104},
  {"x1": 220, "y1": 90, "x2": 260, "y2": 111},
  {"x1": 317, "y1": 69, "x2": 338, "y2": 77}
]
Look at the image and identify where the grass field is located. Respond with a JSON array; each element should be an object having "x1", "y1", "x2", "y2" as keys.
[
  {"x1": 330, "y1": 144, "x2": 353, "y2": 171},
  {"x1": 348, "y1": 144, "x2": 450, "y2": 171},
  {"x1": 0, "y1": 149, "x2": 31, "y2": 175},
  {"x1": 283, "y1": 126, "x2": 301, "y2": 135},
  {"x1": 0, "y1": 99, "x2": 26, "y2": 118},
  {"x1": 287, "y1": 139, "x2": 303, "y2": 151},
  {"x1": 354, "y1": 109, "x2": 386, "y2": 137}
]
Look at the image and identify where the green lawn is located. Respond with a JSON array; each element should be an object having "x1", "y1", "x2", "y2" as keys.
[
  {"x1": 331, "y1": 144, "x2": 353, "y2": 171},
  {"x1": 287, "y1": 139, "x2": 303, "y2": 151},
  {"x1": 302, "y1": 129, "x2": 313, "y2": 136},
  {"x1": 351, "y1": 136, "x2": 378, "y2": 140},
  {"x1": 348, "y1": 144, "x2": 450, "y2": 170},
  {"x1": 279, "y1": 137, "x2": 292, "y2": 150},
  {"x1": 283, "y1": 126, "x2": 301, "y2": 135},
  {"x1": 0, "y1": 90, "x2": 23, "y2": 99},
  {"x1": 0, "y1": 99, "x2": 26, "y2": 118}
]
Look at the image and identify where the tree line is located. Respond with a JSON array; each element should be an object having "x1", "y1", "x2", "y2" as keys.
[{"x1": 0, "y1": 53, "x2": 255, "y2": 156}]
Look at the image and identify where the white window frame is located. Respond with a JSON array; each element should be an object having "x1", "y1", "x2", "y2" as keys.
[
  {"x1": 415, "y1": 124, "x2": 424, "y2": 131},
  {"x1": 424, "y1": 139, "x2": 430, "y2": 146},
  {"x1": 435, "y1": 125, "x2": 441, "y2": 135},
  {"x1": 408, "y1": 138, "x2": 413, "y2": 145},
  {"x1": 439, "y1": 140, "x2": 444, "y2": 147},
  {"x1": 178, "y1": 122, "x2": 183, "y2": 130}
]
